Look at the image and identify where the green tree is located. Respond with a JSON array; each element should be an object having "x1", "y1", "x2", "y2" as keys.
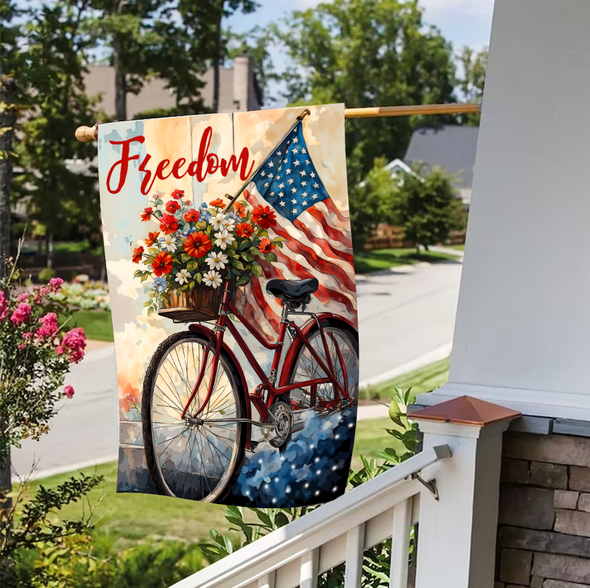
[
  {"x1": 13, "y1": 1, "x2": 101, "y2": 267},
  {"x1": 177, "y1": 0, "x2": 258, "y2": 113},
  {"x1": 349, "y1": 157, "x2": 397, "y2": 252},
  {"x1": 392, "y1": 165, "x2": 462, "y2": 253},
  {"x1": 456, "y1": 46, "x2": 487, "y2": 125},
  {"x1": 271, "y1": 0, "x2": 457, "y2": 180}
]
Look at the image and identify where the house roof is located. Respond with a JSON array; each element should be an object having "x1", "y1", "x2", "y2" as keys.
[{"x1": 404, "y1": 125, "x2": 479, "y2": 189}]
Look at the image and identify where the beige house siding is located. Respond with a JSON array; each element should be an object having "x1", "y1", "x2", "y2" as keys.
[{"x1": 84, "y1": 56, "x2": 261, "y2": 119}]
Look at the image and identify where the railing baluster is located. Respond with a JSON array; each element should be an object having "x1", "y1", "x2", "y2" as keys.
[
  {"x1": 300, "y1": 548, "x2": 319, "y2": 588},
  {"x1": 344, "y1": 523, "x2": 366, "y2": 587},
  {"x1": 257, "y1": 570, "x2": 276, "y2": 588},
  {"x1": 390, "y1": 498, "x2": 412, "y2": 588}
]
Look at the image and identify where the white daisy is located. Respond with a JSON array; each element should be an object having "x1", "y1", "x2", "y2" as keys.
[
  {"x1": 205, "y1": 251, "x2": 229, "y2": 270},
  {"x1": 214, "y1": 230, "x2": 235, "y2": 250},
  {"x1": 175, "y1": 269, "x2": 191, "y2": 285},
  {"x1": 209, "y1": 213, "x2": 227, "y2": 230},
  {"x1": 221, "y1": 216, "x2": 235, "y2": 230},
  {"x1": 203, "y1": 270, "x2": 222, "y2": 289},
  {"x1": 159, "y1": 234, "x2": 178, "y2": 252}
]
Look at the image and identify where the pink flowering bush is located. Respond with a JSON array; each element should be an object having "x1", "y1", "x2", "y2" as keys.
[{"x1": 0, "y1": 265, "x2": 86, "y2": 464}]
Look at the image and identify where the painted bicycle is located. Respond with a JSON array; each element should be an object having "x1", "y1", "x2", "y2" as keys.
[{"x1": 141, "y1": 277, "x2": 359, "y2": 503}]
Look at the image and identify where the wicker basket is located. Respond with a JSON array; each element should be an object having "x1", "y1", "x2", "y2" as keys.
[{"x1": 158, "y1": 274, "x2": 232, "y2": 323}]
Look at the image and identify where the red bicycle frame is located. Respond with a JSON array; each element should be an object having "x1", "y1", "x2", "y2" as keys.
[{"x1": 180, "y1": 281, "x2": 352, "y2": 423}]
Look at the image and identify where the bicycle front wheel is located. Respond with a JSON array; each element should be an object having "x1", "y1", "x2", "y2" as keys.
[{"x1": 142, "y1": 331, "x2": 246, "y2": 502}]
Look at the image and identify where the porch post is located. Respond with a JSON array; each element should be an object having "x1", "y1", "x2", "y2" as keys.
[{"x1": 411, "y1": 397, "x2": 519, "y2": 588}]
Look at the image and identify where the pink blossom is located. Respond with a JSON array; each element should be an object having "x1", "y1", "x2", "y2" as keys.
[
  {"x1": 22, "y1": 332, "x2": 32, "y2": 340},
  {"x1": 10, "y1": 302, "x2": 32, "y2": 325},
  {"x1": 48, "y1": 277, "x2": 64, "y2": 292},
  {"x1": 17, "y1": 344, "x2": 25, "y2": 350},
  {"x1": 63, "y1": 385, "x2": 75, "y2": 399},
  {"x1": 17, "y1": 292, "x2": 30, "y2": 302},
  {"x1": 35, "y1": 312, "x2": 59, "y2": 339},
  {"x1": 59, "y1": 327, "x2": 86, "y2": 363},
  {"x1": 0, "y1": 292, "x2": 8, "y2": 321}
]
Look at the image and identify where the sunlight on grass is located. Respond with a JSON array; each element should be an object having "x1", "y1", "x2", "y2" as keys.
[{"x1": 354, "y1": 248, "x2": 458, "y2": 274}]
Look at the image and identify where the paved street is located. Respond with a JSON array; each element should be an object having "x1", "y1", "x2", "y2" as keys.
[{"x1": 12, "y1": 259, "x2": 462, "y2": 479}]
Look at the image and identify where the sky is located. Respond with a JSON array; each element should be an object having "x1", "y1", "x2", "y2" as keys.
[{"x1": 226, "y1": 0, "x2": 496, "y2": 106}]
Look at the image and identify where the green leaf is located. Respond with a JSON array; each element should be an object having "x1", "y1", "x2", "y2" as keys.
[
  {"x1": 250, "y1": 247, "x2": 261, "y2": 257},
  {"x1": 197, "y1": 221, "x2": 207, "y2": 230},
  {"x1": 250, "y1": 263, "x2": 262, "y2": 276},
  {"x1": 241, "y1": 252, "x2": 254, "y2": 262},
  {"x1": 188, "y1": 280, "x2": 195, "y2": 289},
  {"x1": 231, "y1": 259, "x2": 245, "y2": 270},
  {"x1": 237, "y1": 274, "x2": 250, "y2": 286},
  {"x1": 259, "y1": 230, "x2": 269, "y2": 238},
  {"x1": 134, "y1": 270, "x2": 143, "y2": 278},
  {"x1": 195, "y1": 272, "x2": 202, "y2": 284},
  {"x1": 239, "y1": 238, "x2": 251, "y2": 250},
  {"x1": 265, "y1": 252, "x2": 277, "y2": 263},
  {"x1": 141, "y1": 273, "x2": 149, "y2": 283},
  {"x1": 147, "y1": 307, "x2": 154, "y2": 316}
]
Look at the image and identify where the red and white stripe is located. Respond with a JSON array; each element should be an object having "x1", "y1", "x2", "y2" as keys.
[{"x1": 233, "y1": 188, "x2": 358, "y2": 341}]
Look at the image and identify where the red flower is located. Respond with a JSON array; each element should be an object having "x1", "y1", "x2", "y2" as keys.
[
  {"x1": 258, "y1": 238, "x2": 275, "y2": 254},
  {"x1": 145, "y1": 231, "x2": 160, "y2": 247},
  {"x1": 234, "y1": 201, "x2": 247, "y2": 218},
  {"x1": 141, "y1": 207, "x2": 153, "y2": 222},
  {"x1": 160, "y1": 214, "x2": 179, "y2": 235},
  {"x1": 184, "y1": 232, "x2": 212, "y2": 258},
  {"x1": 184, "y1": 208, "x2": 200, "y2": 222},
  {"x1": 235, "y1": 222, "x2": 255, "y2": 238},
  {"x1": 251, "y1": 205, "x2": 277, "y2": 229},
  {"x1": 152, "y1": 252, "x2": 173, "y2": 276},
  {"x1": 210, "y1": 198, "x2": 225, "y2": 208},
  {"x1": 132, "y1": 246, "x2": 144, "y2": 263},
  {"x1": 165, "y1": 200, "x2": 180, "y2": 213},
  {"x1": 171, "y1": 189, "x2": 185, "y2": 199}
]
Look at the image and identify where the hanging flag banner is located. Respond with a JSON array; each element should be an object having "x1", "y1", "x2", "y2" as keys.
[{"x1": 98, "y1": 104, "x2": 359, "y2": 506}]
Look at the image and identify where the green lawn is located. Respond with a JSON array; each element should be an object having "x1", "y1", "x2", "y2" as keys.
[
  {"x1": 354, "y1": 248, "x2": 459, "y2": 274},
  {"x1": 62, "y1": 310, "x2": 114, "y2": 342},
  {"x1": 21, "y1": 417, "x2": 394, "y2": 547},
  {"x1": 360, "y1": 357, "x2": 450, "y2": 400},
  {"x1": 449, "y1": 244, "x2": 465, "y2": 251}
]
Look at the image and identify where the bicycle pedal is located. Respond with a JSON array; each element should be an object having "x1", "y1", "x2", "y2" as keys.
[{"x1": 246, "y1": 441, "x2": 259, "y2": 453}]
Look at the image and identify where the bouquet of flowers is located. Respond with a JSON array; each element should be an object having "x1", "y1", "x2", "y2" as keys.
[{"x1": 132, "y1": 190, "x2": 285, "y2": 317}]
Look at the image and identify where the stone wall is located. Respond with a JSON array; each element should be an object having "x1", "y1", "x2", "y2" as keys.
[{"x1": 496, "y1": 430, "x2": 590, "y2": 587}]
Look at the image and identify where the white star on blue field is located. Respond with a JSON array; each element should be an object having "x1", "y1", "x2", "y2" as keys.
[{"x1": 251, "y1": 121, "x2": 330, "y2": 222}]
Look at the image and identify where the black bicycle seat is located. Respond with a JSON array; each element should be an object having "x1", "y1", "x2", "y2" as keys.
[{"x1": 266, "y1": 278, "x2": 319, "y2": 301}]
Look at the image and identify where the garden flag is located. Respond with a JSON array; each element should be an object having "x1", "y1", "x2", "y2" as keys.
[{"x1": 97, "y1": 104, "x2": 360, "y2": 507}]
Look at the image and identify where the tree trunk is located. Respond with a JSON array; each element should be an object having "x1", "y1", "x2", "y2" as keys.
[
  {"x1": 113, "y1": 36, "x2": 127, "y2": 121},
  {"x1": 46, "y1": 230, "x2": 54, "y2": 269},
  {"x1": 212, "y1": 4, "x2": 223, "y2": 113},
  {"x1": 0, "y1": 76, "x2": 16, "y2": 276}
]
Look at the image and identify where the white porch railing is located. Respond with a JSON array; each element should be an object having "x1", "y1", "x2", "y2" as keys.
[{"x1": 169, "y1": 445, "x2": 451, "y2": 588}]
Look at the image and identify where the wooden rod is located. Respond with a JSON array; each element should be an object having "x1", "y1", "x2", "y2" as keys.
[
  {"x1": 73, "y1": 103, "x2": 480, "y2": 142},
  {"x1": 75, "y1": 123, "x2": 98, "y2": 142},
  {"x1": 344, "y1": 103, "x2": 480, "y2": 118}
]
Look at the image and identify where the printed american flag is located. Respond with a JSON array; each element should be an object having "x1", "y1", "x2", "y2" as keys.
[{"x1": 235, "y1": 119, "x2": 357, "y2": 340}]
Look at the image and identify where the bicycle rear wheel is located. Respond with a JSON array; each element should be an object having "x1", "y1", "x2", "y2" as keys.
[
  {"x1": 287, "y1": 319, "x2": 359, "y2": 410},
  {"x1": 142, "y1": 331, "x2": 246, "y2": 502}
]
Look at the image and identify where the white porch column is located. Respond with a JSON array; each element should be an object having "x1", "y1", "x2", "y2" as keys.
[
  {"x1": 419, "y1": 0, "x2": 590, "y2": 420},
  {"x1": 411, "y1": 396, "x2": 519, "y2": 588}
]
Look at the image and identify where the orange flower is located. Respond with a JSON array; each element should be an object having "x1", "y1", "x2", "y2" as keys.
[
  {"x1": 141, "y1": 207, "x2": 153, "y2": 222},
  {"x1": 184, "y1": 232, "x2": 212, "y2": 258},
  {"x1": 160, "y1": 213, "x2": 178, "y2": 235},
  {"x1": 235, "y1": 222, "x2": 255, "y2": 238},
  {"x1": 171, "y1": 189, "x2": 185, "y2": 199},
  {"x1": 132, "y1": 246, "x2": 144, "y2": 263},
  {"x1": 184, "y1": 208, "x2": 200, "y2": 222},
  {"x1": 258, "y1": 239, "x2": 275, "y2": 254},
  {"x1": 234, "y1": 201, "x2": 247, "y2": 218},
  {"x1": 251, "y1": 205, "x2": 276, "y2": 229},
  {"x1": 152, "y1": 252, "x2": 173, "y2": 276},
  {"x1": 210, "y1": 198, "x2": 225, "y2": 208},
  {"x1": 165, "y1": 200, "x2": 180, "y2": 213},
  {"x1": 145, "y1": 231, "x2": 160, "y2": 247}
]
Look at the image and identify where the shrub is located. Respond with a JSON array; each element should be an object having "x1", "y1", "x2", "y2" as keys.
[{"x1": 37, "y1": 267, "x2": 55, "y2": 284}]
